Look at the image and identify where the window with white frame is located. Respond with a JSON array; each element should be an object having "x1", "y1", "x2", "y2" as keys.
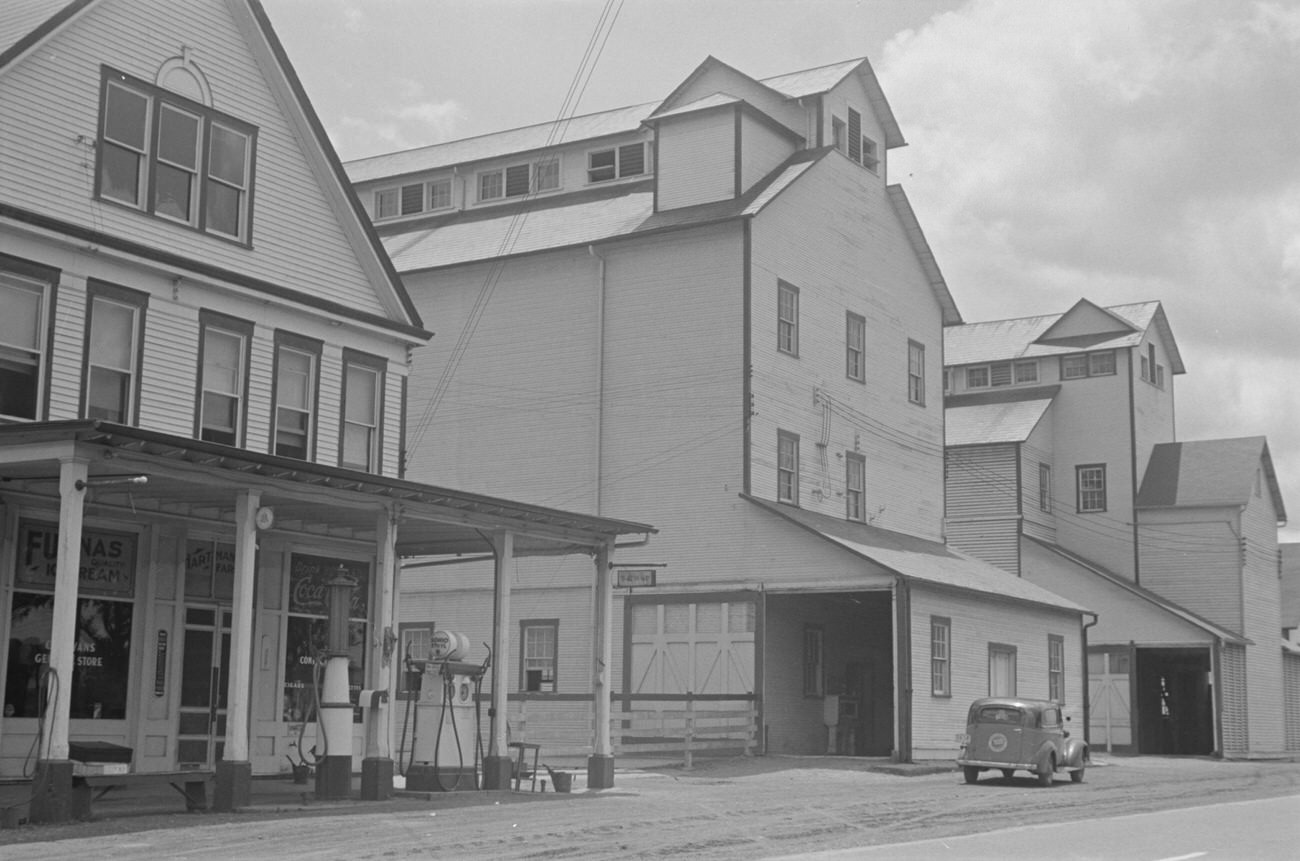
[
  {"x1": 931, "y1": 617, "x2": 951, "y2": 696},
  {"x1": 534, "y1": 156, "x2": 560, "y2": 192},
  {"x1": 831, "y1": 116, "x2": 846, "y2": 153},
  {"x1": 1062, "y1": 350, "x2": 1116, "y2": 380},
  {"x1": 396, "y1": 622, "x2": 434, "y2": 700},
  {"x1": 83, "y1": 282, "x2": 146, "y2": 424},
  {"x1": 861, "y1": 135, "x2": 879, "y2": 172},
  {"x1": 1076, "y1": 464, "x2": 1106, "y2": 513},
  {"x1": 908, "y1": 340, "x2": 926, "y2": 405},
  {"x1": 989, "y1": 643, "x2": 1017, "y2": 696},
  {"x1": 1039, "y1": 462, "x2": 1052, "y2": 513},
  {"x1": 587, "y1": 142, "x2": 647, "y2": 183},
  {"x1": 478, "y1": 159, "x2": 558, "y2": 202},
  {"x1": 1014, "y1": 360, "x2": 1038, "y2": 384},
  {"x1": 846, "y1": 312, "x2": 865, "y2": 381},
  {"x1": 273, "y1": 332, "x2": 320, "y2": 460},
  {"x1": 1048, "y1": 634, "x2": 1065, "y2": 702},
  {"x1": 803, "y1": 625, "x2": 824, "y2": 696},
  {"x1": 520, "y1": 619, "x2": 557, "y2": 692},
  {"x1": 777, "y1": 281, "x2": 798, "y2": 355},
  {"x1": 965, "y1": 365, "x2": 989, "y2": 388},
  {"x1": 197, "y1": 312, "x2": 251, "y2": 446},
  {"x1": 98, "y1": 69, "x2": 255, "y2": 242},
  {"x1": 846, "y1": 452, "x2": 865, "y2": 521},
  {"x1": 777, "y1": 430, "x2": 799, "y2": 504},
  {"x1": 341, "y1": 350, "x2": 384, "y2": 472},
  {"x1": 0, "y1": 258, "x2": 53, "y2": 421},
  {"x1": 428, "y1": 178, "x2": 452, "y2": 210}
]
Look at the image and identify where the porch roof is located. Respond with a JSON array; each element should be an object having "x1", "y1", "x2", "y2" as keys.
[
  {"x1": 745, "y1": 495, "x2": 1088, "y2": 614},
  {"x1": 0, "y1": 421, "x2": 654, "y2": 557}
]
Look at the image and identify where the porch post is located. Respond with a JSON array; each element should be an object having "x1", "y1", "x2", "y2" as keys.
[
  {"x1": 30, "y1": 457, "x2": 88, "y2": 823},
  {"x1": 588, "y1": 539, "x2": 615, "y2": 788},
  {"x1": 481, "y1": 530, "x2": 514, "y2": 789},
  {"x1": 215, "y1": 489, "x2": 259, "y2": 811},
  {"x1": 361, "y1": 504, "x2": 397, "y2": 799}
]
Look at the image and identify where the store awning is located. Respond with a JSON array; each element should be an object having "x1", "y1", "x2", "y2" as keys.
[{"x1": 0, "y1": 421, "x2": 654, "y2": 557}]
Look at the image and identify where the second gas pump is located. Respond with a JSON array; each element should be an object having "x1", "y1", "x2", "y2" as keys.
[{"x1": 406, "y1": 630, "x2": 486, "y2": 791}]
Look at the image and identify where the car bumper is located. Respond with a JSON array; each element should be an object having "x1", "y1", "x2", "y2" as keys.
[{"x1": 956, "y1": 758, "x2": 1036, "y2": 771}]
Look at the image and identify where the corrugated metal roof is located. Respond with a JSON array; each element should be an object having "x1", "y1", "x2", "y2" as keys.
[
  {"x1": 760, "y1": 58, "x2": 864, "y2": 98},
  {"x1": 1137, "y1": 437, "x2": 1284, "y2": 520},
  {"x1": 946, "y1": 396, "x2": 1054, "y2": 446},
  {"x1": 345, "y1": 103, "x2": 655, "y2": 183},
  {"x1": 748, "y1": 496, "x2": 1088, "y2": 613},
  {"x1": 945, "y1": 301, "x2": 1164, "y2": 366},
  {"x1": 645, "y1": 92, "x2": 741, "y2": 121}
]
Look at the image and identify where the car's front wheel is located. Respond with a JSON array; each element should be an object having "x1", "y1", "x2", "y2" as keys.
[
  {"x1": 1070, "y1": 768, "x2": 1084, "y2": 783},
  {"x1": 963, "y1": 766, "x2": 980, "y2": 784}
]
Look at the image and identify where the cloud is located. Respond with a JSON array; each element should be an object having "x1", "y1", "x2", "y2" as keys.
[
  {"x1": 882, "y1": 0, "x2": 1300, "y2": 538},
  {"x1": 329, "y1": 79, "x2": 467, "y2": 159}
]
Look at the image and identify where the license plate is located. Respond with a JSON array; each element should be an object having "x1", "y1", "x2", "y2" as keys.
[{"x1": 955, "y1": 733, "x2": 969, "y2": 744}]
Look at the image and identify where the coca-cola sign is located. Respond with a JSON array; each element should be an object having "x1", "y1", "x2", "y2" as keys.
[{"x1": 288, "y1": 554, "x2": 369, "y2": 618}]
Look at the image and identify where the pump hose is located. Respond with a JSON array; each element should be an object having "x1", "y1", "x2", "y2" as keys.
[
  {"x1": 432, "y1": 674, "x2": 465, "y2": 792},
  {"x1": 296, "y1": 652, "x2": 328, "y2": 766}
]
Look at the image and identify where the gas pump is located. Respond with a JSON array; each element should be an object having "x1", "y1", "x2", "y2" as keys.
[
  {"x1": 406, "y1": 631, "x2": 487, "y2": 791},
  {"x1": 314, "y1": 573, "x2": 357, "y2": 799}
]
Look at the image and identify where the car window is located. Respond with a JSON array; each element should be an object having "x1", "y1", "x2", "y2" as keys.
[
  {"x1": 1041, "y1": 707, "x2": 1061, "y2": 727},
  {"x1": 977, "y1": 706, "x2": 1023, "y2": 725}
]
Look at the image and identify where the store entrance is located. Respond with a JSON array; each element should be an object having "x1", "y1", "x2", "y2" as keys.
[{"x1": 177, "y1": 606, "x2": 231, "y2": 768}]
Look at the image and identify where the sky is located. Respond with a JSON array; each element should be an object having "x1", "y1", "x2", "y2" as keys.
[{"x1": 260, "y1": 0, "x2": 1300, "y2": 544}]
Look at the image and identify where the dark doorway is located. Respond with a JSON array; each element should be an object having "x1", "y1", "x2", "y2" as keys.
[{"x1": 1134, "y1": 648, "x2": 1213, "y2": 755}]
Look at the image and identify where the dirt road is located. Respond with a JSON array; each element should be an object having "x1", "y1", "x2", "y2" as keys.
[{"x1": 4, "y1": 755, "x2": 1299, "y2": 860}]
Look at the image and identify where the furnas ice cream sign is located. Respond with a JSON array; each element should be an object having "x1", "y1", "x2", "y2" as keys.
[{"x1": 16, "y1": 521, "x2": 137, "y2": 595}]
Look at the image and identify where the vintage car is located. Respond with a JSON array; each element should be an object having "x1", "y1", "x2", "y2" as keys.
[{"x1": 956, "y1": 697, "x2": 1088, "y2": 786}]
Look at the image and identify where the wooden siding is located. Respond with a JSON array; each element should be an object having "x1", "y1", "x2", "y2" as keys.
[
  {"x1": 1020, "y1": 411, "x2": 1056, "y2": 541},
  {"x1": 1138, "y1": 509, "x2": 1243, "y2": 632},
  {"x1": 945, "y1": 518, "x2": 1019, "y2": 575},
  {"x1": 138, "y1": 302, "x2": 200, "y2": 436},
  {"x1": 738, "y1": 112, "x2": 796, "y2": 194},
  {"x1": 1221, "y1": 642, "x2": 1248, "y2": 756},
  {"x1": 1049, "y1": 350, "x2": 1137, "y2": 577},
  {"x1": 0, "y1": 0, "x2": 392, "y2": 317},
  {"x1": 1130, "y1": 334, "x2": 1176, "y2": 482},
  {"x1": 749, "y1": 155, "x2": 945, "y2": 540},
  {"x1": 1285, "y1": 652, "x2": 1300, "y2": 752},
  {"x1": 655, "y1": 111, "x2": 736, "y2": 210},
  {"x1": 821, "y1": 74, "x2": 888, "y2": 178},
  {"x1": 909, "y1": 588, "x2": 1084, "y2": 761},
  {"x1": 1240, "y1": 476, "x2": 1285, "y2": 750},
  {"x1": 46, "y1": 274, "x2": 87, "y2": 419},
  {"x1": 945, "y1": 445, "x2": 1019, "y2": 572}
]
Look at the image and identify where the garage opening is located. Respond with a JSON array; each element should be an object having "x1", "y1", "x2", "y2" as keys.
[{"x1": 1135, "y1": 647, "x2": 1214, "y2": 755}]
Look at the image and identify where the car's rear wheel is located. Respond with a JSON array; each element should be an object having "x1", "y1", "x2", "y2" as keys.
[
  {"x1": 963, "y1": 766, "x2": 980, "y2": 784},
  {"x1": 1070, "y1": 768, "x2": 1084, "y2": 783},
  {"x1": 1000, "y1": 769, "x2": 1014, "y2": 780},
  {"x1": 1037, "y1": 757, "x2": 1054, "y2": 787}
]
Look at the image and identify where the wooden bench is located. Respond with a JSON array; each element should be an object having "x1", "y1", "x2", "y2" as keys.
[{"x1": 71, "y1": 770, "x2": 214, "y2": 818}]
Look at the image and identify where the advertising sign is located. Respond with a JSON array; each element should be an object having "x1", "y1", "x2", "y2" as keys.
[{"x1": 16, "y1": 521, "x2": 137, "y2": 595}]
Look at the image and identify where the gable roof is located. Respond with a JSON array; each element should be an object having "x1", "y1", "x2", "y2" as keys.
[
  {"x1": 888, "y1": 185, "x2": 960, "y2": 325},
  {"x1": 747, "y1": 495, "x2": 1087, "y2": 614},
  {"x1": 760, "y1": 56, "x2": 905, "y2": 149},
  {"x1": 944, "y1": 299, "x2": 1185, "y2": 373},
  {"x1": 1, "y1": 0, "x2": 425, "y2": 335},
  {"x1": 1137, "y1": 437, "x2": 1286, "y2": 522}
]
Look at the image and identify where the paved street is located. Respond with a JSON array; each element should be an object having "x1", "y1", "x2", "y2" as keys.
[{"x1": 2, "y1": 755, "x2": 1299, "y2": 860}]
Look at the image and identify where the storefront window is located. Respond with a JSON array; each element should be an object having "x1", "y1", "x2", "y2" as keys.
[
  {"x1": 5, "y1": 521, "x2": 136, "y2": 720},
  {"x1": 281, "y1": 554, "x2": 368, "y2": 723}
]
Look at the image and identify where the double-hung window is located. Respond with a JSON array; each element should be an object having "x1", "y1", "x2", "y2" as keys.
[
  {"x1": 845, "y1": 452, "x2": 866, "y2": 521},
  {"x1": 98, "y1": 70, "x2": 255, "y2": 242},
  {"x1": 1076, "y1": 464, "x2": 1106, "y2": 513},
  {"x1": 341, "y1": 350, "x2": 384, "y2": 472},
  {"x1": 83, "y1": 281, "x2": 146, "y2": 424},
  {"x1": 0, "y1": 256, "x2": 56, "y2": 421},
  {"x1": 777, "y1": 430, "x2": 799, "y2": 504},
  {"x1": 1038, "y1": 463, "x2": 1052, "y2": 512},
  {"x1": 1014, "y1": 360, "x2": 1039, "y2": 384},
  {"x1": 777, "y1": 281, "x2": 798, "y2": 355},
  {"x1": 197, "y1": 312, "x2": 252, "y2": 446},
  {"x1": 965, "y1": 365, "x2": 989, "y2": 388},
  {"x1": 520, "y1": 619, "x2": 558, "y2": 692},
  {"x1": 908, "y1": 340, "x2": 926, "y2": 405},
  {"x1": 1062, "y1": 350, "x2": 1116, "y2": 380},
  {"x1": 273, "y1": 332, "x2": 321, "y2": 460},
  {"x1": 479, "y1": 159, "x2": 558, "y2": 201},
  {"x1": 846, "y1": 312, "x2": 865, "y2": 381},
  {"x1": 931, "y1": 617, "x2": 951, "y2": 697},
  {"x1": 1048, "y1": 635, "x2": 1065, "y2": 702}
]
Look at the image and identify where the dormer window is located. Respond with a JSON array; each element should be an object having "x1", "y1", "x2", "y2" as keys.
[
  {"x1": 833, "y1": 109, "x2": 878, "y2": 173},
  {"x1": 963, "y1": 360, "x2": 1037, "y2": 390},
  {"x1": 478, "y1": 157, "x2": 562, "y2": 202},
  {"x1": 97, "y1": 69, "x2": 255, "y2": 243},
  {"x1": 374, "y1": 177, "x2": 453, "y2": 220},
  {"x1": 1061, "y1": 350, "x2": 1116, "y2": 380},
  {"x1": 587, "y1": 143, "x2": 646, "y2": 183}
]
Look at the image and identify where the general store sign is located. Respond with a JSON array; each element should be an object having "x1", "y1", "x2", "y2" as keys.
[{"x1": 16, "y1": 521, "x2": 137, "y2": 595}]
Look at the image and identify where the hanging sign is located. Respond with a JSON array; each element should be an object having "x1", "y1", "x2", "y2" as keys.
[{"x1": 615, "y1": 568, "x2": 657, "y2": 588}]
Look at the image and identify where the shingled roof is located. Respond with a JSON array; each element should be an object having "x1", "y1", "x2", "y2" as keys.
[{"x1": 1137, "y1": 437, "x2": 1286, "y2": 522}]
